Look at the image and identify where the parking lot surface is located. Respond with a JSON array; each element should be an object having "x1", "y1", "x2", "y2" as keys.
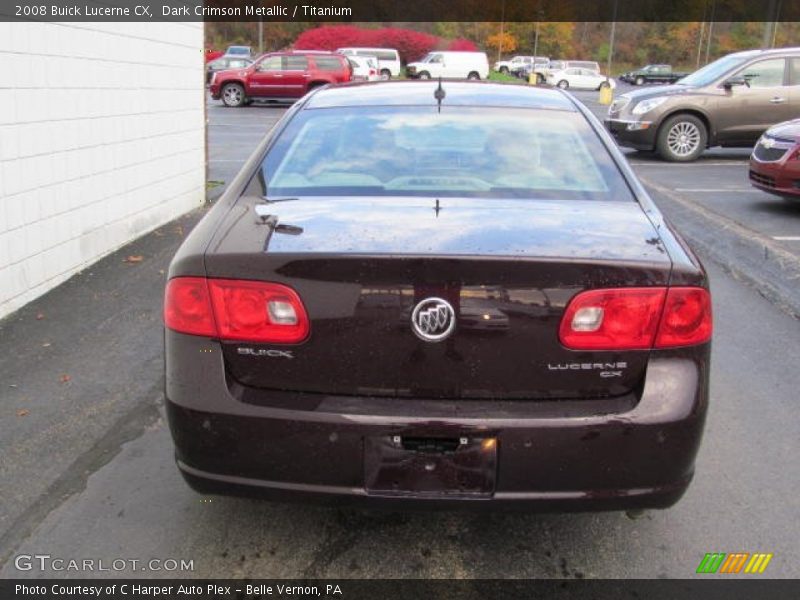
[{"x1": 1, "y1": 84, "x2": 798, "y2": 579}]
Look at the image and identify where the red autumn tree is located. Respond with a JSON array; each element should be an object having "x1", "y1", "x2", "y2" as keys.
[
  {"x1": 294, "y1": 26, "x2": 439, "y2": 63},
  {"x1": 447, "y1": 38, "x2": 479, "y2": 51}
]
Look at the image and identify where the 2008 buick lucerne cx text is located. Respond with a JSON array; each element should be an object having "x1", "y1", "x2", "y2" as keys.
[{"x1": 164, "y1": 82, "x2": 712, "y2": 511}]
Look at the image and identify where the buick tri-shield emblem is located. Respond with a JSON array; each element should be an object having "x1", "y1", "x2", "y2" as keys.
[{"x1": 411, "y1": 297, "x2": 456, "y2": 342}]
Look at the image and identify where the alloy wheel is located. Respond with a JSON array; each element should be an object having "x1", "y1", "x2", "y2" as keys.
[{"x1": 666, "y1": 121, "x2": 701, "y2": 157}]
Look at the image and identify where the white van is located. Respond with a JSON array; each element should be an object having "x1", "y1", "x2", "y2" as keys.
[
  {"x1": 406, "y1": 52, "x2": 490, "y2": 80},
  {"x1": 336, "y1": 48, "x2": 401, "y2": 79}
]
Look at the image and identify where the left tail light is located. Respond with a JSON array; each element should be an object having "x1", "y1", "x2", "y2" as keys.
[{"x1": 164, "y1": 277, "x2": 310, "y2": 344}]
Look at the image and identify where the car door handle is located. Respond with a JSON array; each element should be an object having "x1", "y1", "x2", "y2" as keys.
[
  {"x1": 274, "y1": 74, "x2": 284, "y2": 78},
  {"x1": 770, "y1": 97, "x2": 786, "y2": 104}
]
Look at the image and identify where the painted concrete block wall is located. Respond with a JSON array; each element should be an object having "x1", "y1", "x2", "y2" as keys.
[{"x1": 0, "y1": 22, "x2": 206, "y2": 319}]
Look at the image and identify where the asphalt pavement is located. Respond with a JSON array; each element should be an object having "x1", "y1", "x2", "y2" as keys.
[{"x1": 0, "y1": 85, "x2": 798, "y2": 579}]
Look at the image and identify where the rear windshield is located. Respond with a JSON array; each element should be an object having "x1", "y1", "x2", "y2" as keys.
[{"x1": 250, "y1": 106, "x2": 633, "y2": 202}]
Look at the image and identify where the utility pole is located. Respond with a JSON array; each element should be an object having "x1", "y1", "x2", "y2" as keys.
[
  {"x1": 498, "y1": 0, "x2": 505, "y2": 62},
  {"x1": 704, "y1": 1, "x2": 716, "y2": 65},
  {"x1": 696, "y1": 21, "x2": 705, "y2": 69},
  {"x1": 607, "y1": 0, "x2": 618, "y2": 78},
  {"x1": 762, "y1": 0, "x2": 780, "y2": 49},
  {"x1": 258, "y1": 20, "x2": 264, "y2": 55}
]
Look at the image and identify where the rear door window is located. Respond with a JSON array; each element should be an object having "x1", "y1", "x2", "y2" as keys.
[{"x1": 283, "y1": 56, "x2": 308, "y2": 70}]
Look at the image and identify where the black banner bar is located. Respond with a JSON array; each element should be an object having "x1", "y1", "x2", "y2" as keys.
[
  {"x1": 3, "y1": 580, "x2": 800, "y2": 600},
  {"x1": 2, "y1": 0, "x2": 800, "y2": 23}
]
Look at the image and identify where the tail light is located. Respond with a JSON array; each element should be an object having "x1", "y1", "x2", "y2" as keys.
[
  {"x1": 654, "y1": 287, "x2": 713, "y2": 348},
  {"x1": 559, "y1": 287, "x2": 711, "y2": 350},
  {"x1": 164, "y1": 277, "x2": 309, "y2": 344}
]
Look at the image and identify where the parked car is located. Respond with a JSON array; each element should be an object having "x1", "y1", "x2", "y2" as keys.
[
  {"x1": 346, "y1": 55, "x2": 380, "y2": 82},
  {"x1": 749, "y1": 119, "x2": 800, "y2": 199},
  {"x1": 605, "y1": 47, "x2": 800, "y2": 161},
  {"x1": 493, "y1": 55, "x2": 544, "y2": 75},
  {"x1": 532, "y1": 60, "x2": 601, "y2": 83},
  {"x1": 209, "y1": 51, "x2": 351, "y2": 107},
  {"x1": 206, "y1": 56, "x2": 253, "y2": 84},
  {"x1": 164, "y1": 81, "x2": 712, "y2": 511},
  {"x1": 546, "y1": 68, "x2": 616, "y2": 90},
  {"x1": 337, "y1": 47, "x2": 401, "y2": 79},
  {"x1": 223, "y1": 45, "x2": 253, "y2": 59},
  {"x1": 516, "y1": 57, "x2": 552, "y2": 81},
  {"x1": 620, "y1": 64, "x2": 689, "y2": 86},
  {"x1": 406, "y1": 52, "x2": 489, "y2": 80}
]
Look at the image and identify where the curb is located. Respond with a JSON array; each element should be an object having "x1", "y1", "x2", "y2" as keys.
[{"x1": 642, "y1": 176, "x2": 800, "y2": 320}]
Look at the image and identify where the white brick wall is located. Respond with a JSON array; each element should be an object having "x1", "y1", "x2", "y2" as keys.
[{"x1": 0, "y1": 22, "x2": 205, "y2": 319}]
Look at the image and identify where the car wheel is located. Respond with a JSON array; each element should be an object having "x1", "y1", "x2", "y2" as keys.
[
  {"x1": 221, "y1": 83, "x2": 246, "y2": 107},
  {"x1": 657, "y1": 114, "x2": 707, "y2": 162},
  {"x1": 499, "y1": 66, "x2": 508, "y2": 74},
  {"x1": 380, "y1": 69, "x2": 391, "y2": 80},
  {"x1": 467, "y1": 71, "x2": 480, "y2": 80},
  {"x1": 635, "y1": 76, "x2": 645, "y2": 86},
  {"x1": 418, "y1": 71, "x2": 431, "y2": 80},
  {"x1": 598, "y1": 81, "x2": 610, "y2": 90},
  {"x1": 557, "y1": 80, "x2": 569, "y2": 89}
]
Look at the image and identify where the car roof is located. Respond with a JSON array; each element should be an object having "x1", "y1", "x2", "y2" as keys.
[
  {"x1": 305, "y1": 81, "x2": 576, "y2": 111},
  {"x1": 729, "y1": 47, "x2": 800, "y2": 59}
]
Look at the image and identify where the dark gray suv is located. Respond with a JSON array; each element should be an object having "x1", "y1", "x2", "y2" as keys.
[{"x1": 605, "y1": 48, "x2": 800, "y2": 161}]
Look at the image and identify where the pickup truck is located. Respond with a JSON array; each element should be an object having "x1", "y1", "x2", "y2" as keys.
[{"x1": 620, "y1": 64, "x2": 689, "y2": 86}]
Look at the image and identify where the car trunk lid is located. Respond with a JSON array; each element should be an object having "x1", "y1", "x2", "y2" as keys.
[{"x1": 204, "y1": 196, "x2": 672, "y2": 400}]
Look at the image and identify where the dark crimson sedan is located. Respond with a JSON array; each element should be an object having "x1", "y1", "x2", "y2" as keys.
[
  {"x1": 209, "y1": 51, "x2": 352, "y2": 107},
  {"x1": 749, "y1": 119, "x2": 800, "y2": 199},
  {"x1": 165, "y1": 82, "x2": 712, "y2": 511}
]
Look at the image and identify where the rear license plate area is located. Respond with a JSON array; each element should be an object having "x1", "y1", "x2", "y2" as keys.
[{"x1": 364, "y1": 435, "x2": 496, "y2": 498}]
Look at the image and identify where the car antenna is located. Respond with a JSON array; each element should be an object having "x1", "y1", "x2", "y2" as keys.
[{"x1": 434, "y1": 77, "x2": 446, "y2": 113}]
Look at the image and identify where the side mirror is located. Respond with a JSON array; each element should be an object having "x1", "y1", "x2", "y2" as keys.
[{"x1": 723, "y1": 75, "x2": 749, "y2": 89}]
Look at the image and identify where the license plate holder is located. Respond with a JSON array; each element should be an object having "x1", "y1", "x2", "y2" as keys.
[{"x1": 364, "y1": 435, "x2": 496, "y2": 498}]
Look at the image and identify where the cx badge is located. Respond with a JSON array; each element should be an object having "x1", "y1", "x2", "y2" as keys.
[{"x1": 411, "y1": 297, "x2": 456, "y2": 342}]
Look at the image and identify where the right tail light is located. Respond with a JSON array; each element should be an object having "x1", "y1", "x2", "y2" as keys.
[{"x1": 559, "y1": 286, "x2": 711, "y2": 350}]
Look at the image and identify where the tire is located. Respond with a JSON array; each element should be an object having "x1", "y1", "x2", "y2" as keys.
[
  {"x1": 499, "y1": 66, "x2": 508, "y2": 74},
  {"x1": 467, "y1": 71, "x2": 480, "y2": 80},
  {"x1": 221, "y1": 83, "x2": 246, "y2": 107},
  {"x1": 656, "y1": 114, "x2": 707, "y2": 162},
  {"x1": 635, "y1": 76, "x2": 645, "y2": 86},
  {"x1": 380, "y1": 69, "x2": 391, "y2": 80},
  {"x1": 557, "y1": 79, "x2": 569, "y2": 89},
  {"x1": 598, "y1": 81, "x2": 610, "y2": 90},
  {"x1": 418, "y1": 71, "x2": 431, "y2": 80}
]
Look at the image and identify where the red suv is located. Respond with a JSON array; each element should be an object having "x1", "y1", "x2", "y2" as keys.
[{"x1": 210, "y1": 52, "x2": 352, "y2": 107}]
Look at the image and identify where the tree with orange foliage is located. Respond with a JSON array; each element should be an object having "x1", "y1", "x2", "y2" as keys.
[{"x1": 486, "y1": 31, "x2": 518, "y2": 57}]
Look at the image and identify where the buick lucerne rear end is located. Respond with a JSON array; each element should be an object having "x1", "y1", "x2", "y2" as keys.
[{"x1": 164, "y1": 82, "x2": 711, "y2": 511}]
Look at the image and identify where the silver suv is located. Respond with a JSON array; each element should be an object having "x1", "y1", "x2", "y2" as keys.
[{"x1": 605, "y1": 48, "x2": 800, "y2": 161}]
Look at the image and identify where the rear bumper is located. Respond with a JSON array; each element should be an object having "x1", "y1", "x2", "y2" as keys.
[
  {"x1": 604, "y1": 119, "x2": 658, "y2": 151},
  {"x1": 166, "y1": 332, "x2": 709, "y2": 512}
]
